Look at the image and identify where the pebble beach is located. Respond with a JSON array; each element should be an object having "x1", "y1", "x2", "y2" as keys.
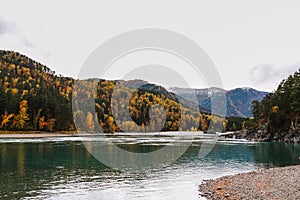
[{"x1": 200, "y1": 165, "x2": 300, "y2": 200}]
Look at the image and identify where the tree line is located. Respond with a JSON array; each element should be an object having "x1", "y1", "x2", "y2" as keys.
[
  {"x1": 0, "y1": 50, "x2": 244, "y2": 133},
  {"x1": 249, "y1": 69, "x2": 300, "y2": 139}
]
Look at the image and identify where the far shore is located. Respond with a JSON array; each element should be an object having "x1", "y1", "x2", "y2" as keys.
[
  {"x1": 0, "y1": 131, "x2": 101, "y2": 138},
  {"x1": 0, "y1": 131, "x2": 299, "y2": 143}
]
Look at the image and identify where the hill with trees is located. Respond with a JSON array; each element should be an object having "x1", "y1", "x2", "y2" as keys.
[
  {"x1": 0, "y1": 50, "x2": 229, "y2": 133},
  {"x1": 243, "y1": 69, "x2": 300, "y2": 142},
  {"x1": 0, "y1": 50, "x2": 74, "y2": 131}
]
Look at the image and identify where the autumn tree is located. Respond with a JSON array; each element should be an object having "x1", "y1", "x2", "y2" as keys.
[
  {"x1": 47, "y1": 118, "x2": 55, "y2": 132},
  {"x1": 14, "y1": 100, "x2": 29, "y2": 130},
  {"x1": 86, "y1": 112, "x2": 95, "y2": 131},
  {"x1": 1, "y1": 112, "x2": 14, "y2": 130}
]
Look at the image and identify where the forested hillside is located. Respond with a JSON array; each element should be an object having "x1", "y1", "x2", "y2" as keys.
[
  {"x1": 0, "y1": 50, "x2": 74, "y2": 131},
  {"x1": 0, "y1": 50, "x2": 228, "y2": 133},
  {"x1": 246, "y1": 69, "x2": 300, "y2": 142}
]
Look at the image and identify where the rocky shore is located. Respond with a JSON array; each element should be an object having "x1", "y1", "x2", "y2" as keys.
[
  {"x1": 233, "y1": 129, "x2": 300, "y2": 143},
  {"x1": 199, "y1": 165, "x2": 300, "y2": 200}
]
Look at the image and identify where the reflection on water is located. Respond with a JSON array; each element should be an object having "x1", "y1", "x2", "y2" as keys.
[{"x1": 0, "y1": 135, "x2": 299, "y2": 200}]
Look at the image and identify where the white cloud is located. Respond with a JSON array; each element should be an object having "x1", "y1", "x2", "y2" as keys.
[
  {"x1": 1, "y1": 0, "x2": 300, "y2": 92},
  {"x1": 0, "y1": 16, "x2": 15, "y2": 36},
  {"x1": 250, "y1": 64, "x2": 300, "y2": 91}
]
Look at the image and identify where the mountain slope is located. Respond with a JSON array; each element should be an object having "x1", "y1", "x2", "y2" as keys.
[
  {"x1": 170, "y1": 87, "x2": 268, "y2": 118},
  {"x1": 226, "y1": 88, "x2": 268, "y2": 117}
]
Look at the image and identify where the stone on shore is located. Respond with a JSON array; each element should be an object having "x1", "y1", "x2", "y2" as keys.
[{"x1": 199, "y1": 165, "x2": 300, "y2": 200}]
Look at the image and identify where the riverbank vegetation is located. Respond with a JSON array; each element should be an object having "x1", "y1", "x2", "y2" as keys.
[{"x1": 244, "y1": 69, "x2": 300, "y2": 142}]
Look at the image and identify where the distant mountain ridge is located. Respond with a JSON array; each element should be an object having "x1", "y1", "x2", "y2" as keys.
[{"x1": 169, "y1": 87, "x2": 268, "y2": 118}]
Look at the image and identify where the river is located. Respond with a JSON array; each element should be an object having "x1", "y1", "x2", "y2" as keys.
[{"x1": 0, "y1": 133, "x2": 299, "y2": 199}]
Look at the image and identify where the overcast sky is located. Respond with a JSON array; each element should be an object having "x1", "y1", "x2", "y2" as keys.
[{"x1": 0, "y1": 0, "x2": 300, "y2": 92}]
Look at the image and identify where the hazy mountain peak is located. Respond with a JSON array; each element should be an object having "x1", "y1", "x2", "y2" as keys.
[{"x1": 170, "y1": 86, "x2": 268, "y2": 117}]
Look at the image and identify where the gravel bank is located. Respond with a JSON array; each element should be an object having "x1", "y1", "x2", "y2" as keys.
[
  {"x1": 0, "y1": 132, "x2": 99, "y2": 138},
  {"x1": 200, "y1": 165, "x2": 300, "y2": 200}
]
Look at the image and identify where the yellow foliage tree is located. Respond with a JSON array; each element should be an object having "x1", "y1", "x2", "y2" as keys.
[
  {"x1": 14, "y1": 100, "x2": 29, "y2": 130},
  {"x1": 86, "y1": 112, "x2": 95, "y2": 131},
  {"x1": 1, "y1": 112, "x2": 14, "y2": 130},
  {"x1": 39, "y1": 116, "x2": 45, "y2": 130},
  {"x1": 272, "y1": 105, "x2": 279, "y2": 113}
]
